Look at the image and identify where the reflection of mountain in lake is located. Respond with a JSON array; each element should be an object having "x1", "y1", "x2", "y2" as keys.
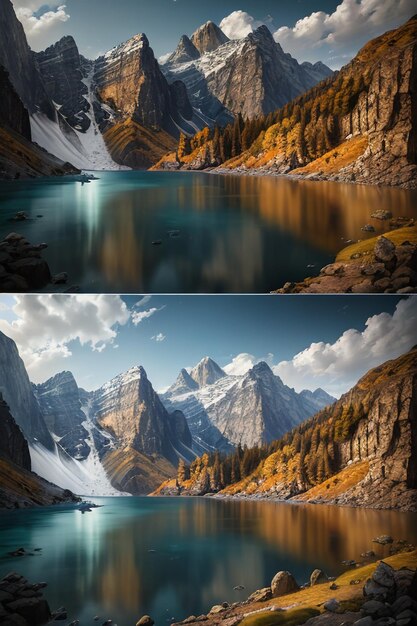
[
  {"x1": 0, "y1": 172, "x2": 416, "y2": 292},
  {"x1": 1, "y1": 497, "x2": 416, "y2": 626}
]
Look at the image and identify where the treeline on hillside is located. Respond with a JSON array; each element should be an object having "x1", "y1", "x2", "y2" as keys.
[
  {"x1": 176, "y1": 395, "x2": 367, "y2": 494},
  {"x1": 175, "y1": 67, "x2": 368, "y2": 168}
]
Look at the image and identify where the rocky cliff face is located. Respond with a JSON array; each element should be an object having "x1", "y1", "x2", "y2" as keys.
[
  {"x1": 206, "y1": 362, "x2": 325, "y2": 448},
  {"x1": 0, "y1": 0, "x2": 54, "y2": 118},
  {"x1": 0, "y1": 393, "x2": 31, "y2": 471},
  {"x1": 190, "y1": 21, "x2": 229, "y2": 55},
  {"x1": 34, "y1": 372, "x2": 90, "y2": 460},
  {"x1": 94, "y1": 34, "x2": 199, "y2": 137},
  {"x1": 339, "y1": 16, "x2": 417, "y2": 187},
  {"x1": 162, "y1": 23, "x2": 332, "y2": 122},
  {"x1": 0, "y1": 332, "x2": 53, "y2": 450},
  {"x1": 92, "y1": 365, "x2": 193, "y2": 465},
  {"x1": 35, "y1": 36, "x2": 91, "y2": 132},
  {"x1": 0, "y1": 65, "x2": 30, "y2": 139}
]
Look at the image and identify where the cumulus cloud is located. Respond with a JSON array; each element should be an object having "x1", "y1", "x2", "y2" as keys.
[
  {"x1": 0, "y1": 295, "x2": 130, "y2": 382},
  {"x1": 12, "y1": 1, "x2": 70, "y2": 50},
  {"x1": 220, "y1": 10, "x2": 265, "y2": 40},
  {"x1": 152, "y1": 333, "x2": 166, "y2": 343},
  {"x1": 274, "y1": 297, "x2": 417, "y2": 397},
  {"x1": 273, "y1": 0, "x2": 416, "y2": 67},
  {"x1": 222, "y1": 299, "x2": 417, "y2": 397},
  {"x1": 224, "y1": 352, "x2": 274, "y2": 376}
]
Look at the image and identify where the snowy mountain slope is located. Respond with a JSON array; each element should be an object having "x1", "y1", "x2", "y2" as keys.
[
  {"x1": 161, "y1": 23, "x2": 333, "y2": 122},
  {"x1": 162, "y1": 358, "x2": 336, "y2": 451},
  {"x1": 30, "y1": 440, "x2": 121, "y2": 496}
]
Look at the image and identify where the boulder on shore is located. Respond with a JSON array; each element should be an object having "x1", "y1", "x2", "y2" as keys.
[{"x1": 271, "y1": 571, "x2": 299, "y2": 597}]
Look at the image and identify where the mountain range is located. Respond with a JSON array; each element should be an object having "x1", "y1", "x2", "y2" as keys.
[
  {"x1": 0, "y1": 0, "x2": 331, "y2": 177},
  {"x1": 0, "y1": 329, "x2": 332, "y2": 502},
  {"x1": 156, "y1": 347, "x2": 417, "y2": 513},
  {"x1": 156, "y1": 16, "x2": 417, "y2": 189}
]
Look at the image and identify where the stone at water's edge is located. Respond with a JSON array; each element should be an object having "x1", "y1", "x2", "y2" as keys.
[
  {"x1": 271, "y1": 571, "x2": 300, "y2": 597},
  {"x1": 136, "y1": 616, "x2": 154, "y2": 626},
  {"x1": 310, "y1": 569, "x2": 329, "y2": 586}
]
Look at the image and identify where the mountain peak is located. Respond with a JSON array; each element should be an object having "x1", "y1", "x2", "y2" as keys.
[
  {"x1": 191, "y1": 21, "x2": 229, "y2": 55},
  {"x1": 250, "y1": 361, "x2": 274, "y2": 377},
  {"x1": 167, "y1": 34, "x2": 200, "y2": 65},
  {"x1": 166, "y1": 368, "x2": 199, "y2": 396},
  {"x1": 190, "y1": 357, "x2": 226, "y2": 387}
]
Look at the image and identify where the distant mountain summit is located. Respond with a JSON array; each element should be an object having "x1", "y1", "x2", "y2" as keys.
[
  {"x1": 190, "y1": 356, "x2": 226, "y2": 387},
  {"x1": 163, "y1": 357, "x2": 335, "y2": 452},
  {"x1": 162, "y1": 22, "x2": 332, "y2": 121},
  {"x1": 191, "y1": 21, "x2": 230, "y2": 55}
]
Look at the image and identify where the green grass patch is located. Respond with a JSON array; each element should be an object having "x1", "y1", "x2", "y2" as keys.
[{"x1": 241, "y1": 607, "x2": 320, "y2": 626}]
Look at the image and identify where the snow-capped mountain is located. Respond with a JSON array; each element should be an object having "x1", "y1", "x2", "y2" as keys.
[
  {"x1": 161, "y1": 22, "x2": 333, "y2": 122},
  {"x1": 162, "y1": 358, "x2": 336, "y2": 452}
]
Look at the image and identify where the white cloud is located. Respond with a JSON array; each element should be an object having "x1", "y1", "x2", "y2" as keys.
[
  {"x1": 132, "y1": 307, "x2": 159, "y2": 325},
  {"x1": 273, "y1": 0, "x2": 416, "y2": 67},
  {"x1": 220, "y1": 10, "x2": 264, "y2": 40},
  {"x1": 152, "y1": 333, "x2": 166, "y2": 343},
  {"x1": 0, "y1": 295, "x2": 130, "y2": 382},
  {"x1": 12, "y1": 1, "x2": 70, "y2": 50},
  {"x1": 224, "y1": 352, "x2": 274, "y2": 376},
  {"x1": 135, "y1": 295, "x2": 152, "y2": 308},
  {"x1": 273, "y1": 297, "x2": 417, "y2": 397}
]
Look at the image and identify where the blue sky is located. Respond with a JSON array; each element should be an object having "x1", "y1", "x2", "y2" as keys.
[
  {"x1": 0, "y1": 295, "x2": 416, "y2": 397},
  {"x1": 11, "y1": 0, "x2": 416, "y2": 68}
]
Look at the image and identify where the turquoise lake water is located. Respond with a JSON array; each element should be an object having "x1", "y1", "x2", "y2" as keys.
[
  {"x1": 1, "y1": 171, "x2": 416, "y2": 292},
  {"x1": 1, "y1": 497, "x2": 416, "y2": 626}
]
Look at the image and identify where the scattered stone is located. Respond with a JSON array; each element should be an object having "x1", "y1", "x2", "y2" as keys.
[
  {"x1": 371, "y1": 210, "x2": 393, "y2": 220},
  {"x1": 361, "y1": 551, "x2": 376, "y2": 559},
  {"x1": 51, "y1": 272, "x2": 68, "y2": 285},
  {"x1": 152, "y1": 240, "x2": 162, "y2": 246},
  {"x1": 330, "y1": 584, "x2": 339, "y2": 591},
  {"x1": 361, "y1": 601, "x2": 391, "y2": 618},
  {"x1": 361, "y1": 225, "x2": 375, "y2": 232},
  {"x1": 311, "y1": 570, "x2": 328, "y2": 586},
  {"x1": 247, "y1": 588, "x2": 272, "y2": 602},
  {"x1": 372, "y1": 536, "x2": 393, "y2": 546},
  {"x1": 354, "y1": 617, "x2": 374, "y2": 626},
  {"x1": 374, "y1": 237, "x2": 396, "y2": 263},
  {"x1": 209, "y1": 605, "x2": 228, "y2": 615},
  {"x1": 271, "y1": 571, "x2": 299, "y2": 597},
  {"x1": 324, "y1": 599, "x2": 341, "y2": 613},
  {"x1": 12, "y1": 212, "x2": 29, "y2": 222},
  {"x1": 233, "y1": 585, "x2": 245, "y2": 591}
]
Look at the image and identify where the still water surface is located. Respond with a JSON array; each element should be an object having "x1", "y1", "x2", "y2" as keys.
[
  {"x1": 1, "y1": 497, "x2": 416, "y2": 625},
  {"x1": 0, "y1": 172, "x2": 416, "y2": 292}
]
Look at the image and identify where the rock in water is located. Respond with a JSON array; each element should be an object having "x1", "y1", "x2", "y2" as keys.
[
  {"x1": 136, "y1": 617, "x2": 154, "y2": 626},
  {"x1": 271, "y1": 571, "x2": 299, "y2": 597}
]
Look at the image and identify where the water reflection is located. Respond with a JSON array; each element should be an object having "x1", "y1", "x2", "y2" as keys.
[
  {"x1": 0, "y1": 172, "x2": 416, "y2": 292},
  {"x1": 0, "y1": 498, "x2": 416, "y2": 624}
]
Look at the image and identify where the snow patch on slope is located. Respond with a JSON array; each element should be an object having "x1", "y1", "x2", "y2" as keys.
[
  {"x1": 30, "y1": 70, "x2": 128, "y2": 171},
  {"x1": 30, "y1": 425, "x2": 122, "y2": 497}
]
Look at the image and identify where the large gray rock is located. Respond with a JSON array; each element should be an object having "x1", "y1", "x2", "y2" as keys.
[
  {"x1": 310, "y1": 569, "x2": 328, "y2": 586},
  {"x1": 271, "y1": 571, "x2": 299, "y2": 597},
  {"x1": 374, "y1": 238, "x2": 396, "y2": 264}
]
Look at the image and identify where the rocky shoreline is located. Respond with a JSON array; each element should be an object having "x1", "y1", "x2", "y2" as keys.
[
  {"x1": 1, "y1": 544, "x2": 415, "y2": 626},
  {"x1": 274, "y1": 232, "x2": 417, "y2": 295},
  {"x1": 0, "y1": 231, "x2": 73, "y2": 293},
  {"x1": 171, "y1": 550, "x2": 417, "y2": 626}
]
